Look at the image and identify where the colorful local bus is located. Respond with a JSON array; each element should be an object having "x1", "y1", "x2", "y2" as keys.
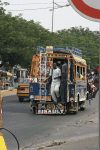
[{"x1": 29, "y1": 45, "x2": 89, "y2": 114}]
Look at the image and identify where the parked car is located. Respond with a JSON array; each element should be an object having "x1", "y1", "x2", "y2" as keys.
[{"x1": 17, "y1": 78, "x2": 30, "y2": 102}]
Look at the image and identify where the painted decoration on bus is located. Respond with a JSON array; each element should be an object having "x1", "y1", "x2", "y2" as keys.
[
  {"x1": 69, "y1": 84, "x2": 75, "y2": 101},
  {"x1": 30, "y1": 56, "x2": 38, "y2": 77},
  {"x1": 70, "y1": 97, "x2": 74, "y2": 101},
  {"x1": 38, "y1": 62, "x2": 51, "y2": 77},
  {"x1": 30, "y1": 85, "x2": 33, "y2": 92},
  {"x1": 81, "y1": 89, "x2": 85, "y2": 98},
  {"x1": 67, "y1": 89, "x2": 69, "y2": 102},
  {"x1": 37, "y1": 103, "x2": 65, "y2": 114}
]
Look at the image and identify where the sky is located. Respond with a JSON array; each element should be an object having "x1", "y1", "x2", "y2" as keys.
[{"x1": 1, "y1": 0, "x2": 99, "y2": 32}]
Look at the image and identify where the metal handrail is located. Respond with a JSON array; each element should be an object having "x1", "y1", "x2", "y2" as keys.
[{"x1": 36, "y1": 45, "x2": 82, "y2": 57}]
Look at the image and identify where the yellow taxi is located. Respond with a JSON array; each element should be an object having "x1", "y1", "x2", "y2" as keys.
[{"x1": 17, "y1": 78, "x2": 30, "y2": 102}]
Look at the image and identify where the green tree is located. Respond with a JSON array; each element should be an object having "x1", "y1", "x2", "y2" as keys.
[{"x1": 0, "y1": 1, "x2": 99, "y2": 71}]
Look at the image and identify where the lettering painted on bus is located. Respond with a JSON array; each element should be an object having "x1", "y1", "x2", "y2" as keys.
[{"x1": 38, "y1": 109, "x2": 64, "y2": 114}]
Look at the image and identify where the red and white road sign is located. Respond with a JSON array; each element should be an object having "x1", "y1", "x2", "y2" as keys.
[{"x1": 68, "y1": 0, "x2": 100, "y2": 22}]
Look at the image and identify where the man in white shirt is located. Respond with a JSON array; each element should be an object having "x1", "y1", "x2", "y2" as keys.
[{"x1": 50, "y1": 62, "x2": 61, "y2": 102}]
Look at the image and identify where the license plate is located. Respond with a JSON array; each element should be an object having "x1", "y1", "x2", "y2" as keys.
[{"x1": 25, "y1": 88, "x2": 29, "y2": 90}]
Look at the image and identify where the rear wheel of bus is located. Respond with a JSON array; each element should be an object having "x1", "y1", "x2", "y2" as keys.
[{"x1": 73, "y1": 96, "x2": 79, "y2": 114}]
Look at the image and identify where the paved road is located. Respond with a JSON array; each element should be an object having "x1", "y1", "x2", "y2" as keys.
[{"x1": 1, "y1": 92, "x2": 99, "y2": 150}]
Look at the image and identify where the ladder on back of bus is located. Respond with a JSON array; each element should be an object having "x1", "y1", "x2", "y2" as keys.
[{"x1": 40, "y1": 51, "x2": 47, "y2": 101}]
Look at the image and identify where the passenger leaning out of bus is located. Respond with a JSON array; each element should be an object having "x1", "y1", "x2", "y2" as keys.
[
  {"x1": 51, "y1": 62, "x2": 61, "y2": 102},
  {"x1": 44, "y1": 62, "x2": 61, "y2": 102},
  {"x1": 61, "y1": 58, "x2": 68, "y2": 103}
]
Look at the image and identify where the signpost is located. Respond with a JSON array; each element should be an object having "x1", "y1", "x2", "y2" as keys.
[{"x1": 68, "y1": 0, "x2": 100, "y2": 22}]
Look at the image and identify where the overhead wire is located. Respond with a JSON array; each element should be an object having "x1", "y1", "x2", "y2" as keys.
[
  {"x1": 6, "y1": 2, "x2": 67, "y2": 5},
  {"x1": 5, "y1": 4, "x2": 70, "y2": 11},
  {"x1": 6, "y1": 7, "x2": 59, "y2": 11},
  {"x1": 4, "y1": 1, "x2": 70, "y2": 11}
]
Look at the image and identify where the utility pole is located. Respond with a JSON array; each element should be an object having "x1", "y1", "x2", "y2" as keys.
[
  {"x1": 52, "y1": 0, "x2": 54, "y2": 32},
  {"x1": 50, "y1": 1, "x2": 70, "y2": 32}
]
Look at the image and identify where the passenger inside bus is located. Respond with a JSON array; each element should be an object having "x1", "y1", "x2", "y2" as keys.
[
  {"x1": 77, "y1": 66, "x2": 80, "y2": 78},
  {"x1": 52, "y1": 58, "x2": 68, "y2": 103},
  {"x1": 70, "y1": 59, "x2": 73, "y2": 81},
  {"x1": 61, "y1": 58, "x2": 68, "y2": 103}
]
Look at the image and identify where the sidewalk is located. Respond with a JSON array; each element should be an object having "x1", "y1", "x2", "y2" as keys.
[{"x1": 0, "y1": 89, "x2": 17, "y2": 97}]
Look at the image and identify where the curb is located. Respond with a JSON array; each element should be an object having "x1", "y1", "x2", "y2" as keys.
[
  {"x1": 1, "y1": 93, "x2": 17, "y2": 98},
  {"x1": 1, "y1": 89, "x2": 17, "y2": 97}
]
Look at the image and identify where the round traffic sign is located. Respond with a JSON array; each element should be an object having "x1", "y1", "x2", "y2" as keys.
[{"x1": 68, "y1": 0, "x2": 100, "y2": 22}]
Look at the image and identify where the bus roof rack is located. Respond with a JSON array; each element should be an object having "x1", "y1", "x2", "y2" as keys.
[{"x1": 36, "y1": 45, "x2": 82, "y2": 57}]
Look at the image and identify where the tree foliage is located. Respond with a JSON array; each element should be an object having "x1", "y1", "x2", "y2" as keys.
[{"x1": 0, "y1": 2, "x2": 99, "y2": 71}]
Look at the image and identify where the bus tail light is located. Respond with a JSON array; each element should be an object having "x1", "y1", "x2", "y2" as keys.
[
  {"x1": 17, "y1": 87, "x2": 25, "y2": 90},
  {"x1": 72, "y1": 82, "x2": 76, "y2": 84}
]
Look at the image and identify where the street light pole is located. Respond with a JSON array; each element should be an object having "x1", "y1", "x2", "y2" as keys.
[
  {"x1": 50, "y1": 1, "x2": 70, "y2": 32},
  {"x1": 52, "y1": 0, "x2": 54, "y2": 32}
]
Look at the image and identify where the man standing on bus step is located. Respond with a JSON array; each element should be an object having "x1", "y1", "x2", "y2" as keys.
[
  {"x1": 44, "y1": 62, "x2": 61, "y2": 102},
  {"x1": 50, "y1": 62, "x2": 61, "y2": 102},
  {"x1": 61, "y1": 58, "x2": 68, "y2": 103},
  {"x1": 45, "y1": 62, "x2": 61, "y2": 102}
]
